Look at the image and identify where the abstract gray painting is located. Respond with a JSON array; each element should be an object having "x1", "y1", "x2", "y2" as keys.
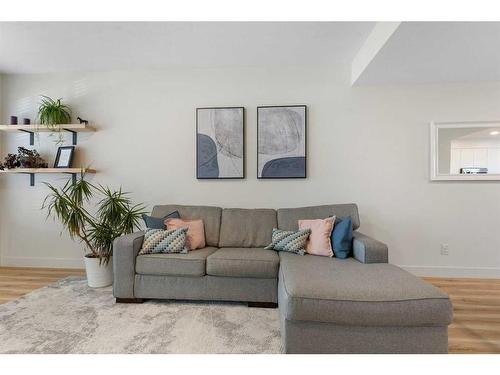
[
  {"x1": 257, "y1": 105, "x2": 306, "y2": 178},
  {"x1": 197, "y1": 107, "x2": 244, "y2": 179}
]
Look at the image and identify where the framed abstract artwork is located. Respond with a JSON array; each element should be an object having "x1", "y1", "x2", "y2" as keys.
[
  {"x1": 257, "y1": 105, "x2": 307, "y2": 178},
  {"x1": 196, "y1": 107, "x2": 245, "y2": 179}
]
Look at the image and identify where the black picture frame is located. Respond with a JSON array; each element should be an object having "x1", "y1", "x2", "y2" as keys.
[
  {"x1": 54, "y1": 146, "x2": 75, "y2": 168},
  {"x1": 257, "y1": 105, "x2": 307, "y2": 179},
  {"x1": 196, "y1": 107, "x2": 245, "y2": 179}
]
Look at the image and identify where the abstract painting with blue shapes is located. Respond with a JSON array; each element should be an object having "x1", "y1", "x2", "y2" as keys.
[
  {"x1": 197, "y1": 107, "x2": 244, "y2": 179},
  {"x1": 257, "y1": 105, "x2": 307, "y2": 178}
]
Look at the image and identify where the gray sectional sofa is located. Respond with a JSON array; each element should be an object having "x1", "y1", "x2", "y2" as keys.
[{"x1": 113, "y1": 204, "x2": 453, "y2": 354}]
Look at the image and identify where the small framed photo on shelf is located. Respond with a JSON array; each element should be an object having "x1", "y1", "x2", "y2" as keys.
[{"x1": 54, "y1": 146, "x2": 75, "y2": 168}]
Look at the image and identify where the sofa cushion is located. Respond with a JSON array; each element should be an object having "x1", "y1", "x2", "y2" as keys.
[
  {"x1": 206, "y1": 247, "x2": 279, "y2": 278},
  {"x1": 136, "y1": 246, "x2": 218, "y2": 277},
  {"x1": 152, "y1": 205, "x2": 222, "y2": 247},
  {"x1": 219, "y1": 208, "x2": 277, "y2": 248},
  {"x1": 277, "y1": 204, "x2": 360, "y2": 231},
  {"x1": 278, "y1": 252, "x2": 453, "y2": 327}
]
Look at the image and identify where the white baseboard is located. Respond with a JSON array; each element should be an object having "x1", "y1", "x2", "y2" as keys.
[
  {"x1": 1, "y1": 256, "x2": 84, "y2": 269},
  {"x1": 401, "y1": 265, "x2": 500, "y2": 279}
]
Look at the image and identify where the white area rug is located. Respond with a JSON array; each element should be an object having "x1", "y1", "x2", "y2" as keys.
[{"x1": 0, "y1": 277, "x2": 282, "y2": 354}]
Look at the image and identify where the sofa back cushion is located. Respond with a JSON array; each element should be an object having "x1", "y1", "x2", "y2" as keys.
[
  {"x1": 277, "y1": 204, "x2": 360, "y2": 231},
  {"x1": 219, "y1": 208, "x2": 277, "y2": 248},
  {"x1": 152, "y1": 205, "x2": 222, "y2": 247}
]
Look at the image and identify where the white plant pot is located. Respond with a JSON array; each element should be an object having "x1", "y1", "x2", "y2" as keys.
[{"x1": 84, "y1": 256, "x2": 113, "y2": 288}]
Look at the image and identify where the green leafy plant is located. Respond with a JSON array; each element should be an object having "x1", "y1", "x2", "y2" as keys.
[
  {"x1": 37, "y1": 95, "x2": 72, "y2": 145},
  {"x1": 42, "y1": 174, "x2": 146, "y2": 264},
  {"x1": 38, "y1": 95, "x2": 72, "y2": 125}
]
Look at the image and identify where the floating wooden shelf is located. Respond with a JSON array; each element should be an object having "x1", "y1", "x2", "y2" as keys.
[
  {"x1": 0, "y1": 168, "x2": 96, "y2": 174},
  {"x1": 0, "y1": 168, "x2": 96, "y2": 186},
  {"x1": 0, "y1": 124, "x2": 95, "y2": 145},
  {"x1": 0, "y1": 124, "x2": 95, "y2": 132}
]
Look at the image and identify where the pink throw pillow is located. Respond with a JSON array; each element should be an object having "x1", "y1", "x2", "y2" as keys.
[
  {"x1": 298, "y1": 217, "x2": 336, "y2": 257},
  {"x1": 166, "y1": 218, "x2": 206, "y2": 250}
]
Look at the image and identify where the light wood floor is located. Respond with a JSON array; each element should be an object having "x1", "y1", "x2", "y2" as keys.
[
  {"x1": 0, "y1": 267, "x2": 85, "y2": 305},
  {"x1": 0, "y1": 267, "x2": 498, "y2": 354},
  {"x1": 424, "y1": 277, "x2": 500, "y2": 354}
]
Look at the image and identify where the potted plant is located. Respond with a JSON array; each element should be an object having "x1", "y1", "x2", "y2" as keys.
[
  {"x1": 37, "y1": 95, "x2": 72, "y2": 145},
  {"x1": 42, "y1": 174, "x2": 145, "y2": 287}
]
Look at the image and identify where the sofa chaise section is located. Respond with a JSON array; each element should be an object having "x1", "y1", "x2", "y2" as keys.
[
  {"x1": 275, "y1": 204, "x2": 452, "y2": 353},
  {"x1": 278, "y1": 252, "x2": 453, "y2": 353}
]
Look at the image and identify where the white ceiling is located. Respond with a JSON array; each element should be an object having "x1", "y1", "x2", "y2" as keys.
[
  {"x1": 0, "y1": 22, "x2": 375, "y2": 74},
  {"x1": 355, "y1": 22, "x2": 500, "y2": 85},
  {"x1": 3, "y1": 22, "x2": 500, "y2": 85}
]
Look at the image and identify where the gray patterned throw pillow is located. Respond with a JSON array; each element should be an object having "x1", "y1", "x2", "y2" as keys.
[
  {"x1": 264, "y1": 228, "x2": 311, "y2": 255},
  {"x1": 139, "y1": 227, "x2": 189, "y2": 255}
]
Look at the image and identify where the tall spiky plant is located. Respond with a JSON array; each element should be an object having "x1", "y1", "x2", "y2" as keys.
[
  {"x1": 37, "y1": 95, "x2": 72, "y2": 145},
  {"x1": 42, "y1": 173, "x2": 145, "y2": 264}
]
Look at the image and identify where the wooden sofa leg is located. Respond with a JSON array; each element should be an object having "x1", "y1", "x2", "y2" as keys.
[
  {"x1": 248, "y1": 302, "x2": 278, "y2": 308},
  {"x1": 116, "y1": 298, "x2": 144, "y2": 304}
]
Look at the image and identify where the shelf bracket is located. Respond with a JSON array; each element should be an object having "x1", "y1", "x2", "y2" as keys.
[
  {"x1": 21, "y1": 172, "x2": 79, "y2": 187},
  {"x1": 63, "y1": 129, "x2": 78, "y2": 145},
  {"x1": 63, "y1": 172, "x2": 78, "y2": 185},
  {"x1": 20, "y1": 130, "x2": 35, "y2": 146},
  {"x1": 19, "y1": 172, "x2": 35, "y2": 186}
]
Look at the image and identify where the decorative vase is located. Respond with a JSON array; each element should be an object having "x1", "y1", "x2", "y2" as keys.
[
  {"x1": 10, "y1": 116, "x2": 18, "y2": 125},
  {"x1": 84, "y1": 255, "x2": 113, "y2": 288}
]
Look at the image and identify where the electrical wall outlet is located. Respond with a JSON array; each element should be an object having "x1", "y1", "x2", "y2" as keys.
[{"x1": 440, "y1": 243, "x2": 449, "y2": 256}]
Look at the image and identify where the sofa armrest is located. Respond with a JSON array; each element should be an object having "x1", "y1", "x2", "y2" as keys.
[
  {"x1": 113, "y1": 231, "x2": 144, "y2": 298},
  {"x1": 352, "y1": 231, "x2": 388, "y2": 264}
]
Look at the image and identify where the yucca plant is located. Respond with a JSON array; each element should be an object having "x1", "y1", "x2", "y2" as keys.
[
  {"x1": 37, "y1": 95, "x2": 72, "y2": 145},
  {"x1": 42, "y1": 174, "x2": 145, "y2": 264}
]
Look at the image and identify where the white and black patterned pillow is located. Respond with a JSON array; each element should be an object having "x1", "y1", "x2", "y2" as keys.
[
  {"x1": 264, "y1": 228, "x2": 311, "y2": 255},
  {"x1": 139, "y1": 228, "x2": 188, "y2": 255}
]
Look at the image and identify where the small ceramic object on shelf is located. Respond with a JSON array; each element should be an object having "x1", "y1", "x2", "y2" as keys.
[
  {"x1": 23, "y1": 118, "x2": 30, "y2": 125},
  {"x1": 77, "y1": 116, "x2": 89, "y2": 125},
  {"x1": 10, "y1": 116, "x2": 18, "y2": 125}
]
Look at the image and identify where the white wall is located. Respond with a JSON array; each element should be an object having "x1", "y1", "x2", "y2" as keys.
[
  {"x1": 0, "y1": 74, "x2": 3, "y2": 265},
  {"x1": 1, "y1": 66, "x2": 499, "y2": 277}
]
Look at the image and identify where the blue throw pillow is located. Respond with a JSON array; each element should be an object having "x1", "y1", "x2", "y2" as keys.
[
  {"x1": 331, "y1": 217, "x2": 353, "y2": 259},
  {"x1": 142, "y1": 211, "x2": 180, "y2": 229}
]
